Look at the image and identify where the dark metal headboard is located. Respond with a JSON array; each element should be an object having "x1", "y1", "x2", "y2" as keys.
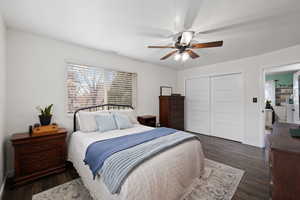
[{"x1": 73, "y1": 104, "x2": 134, "y2": 132}]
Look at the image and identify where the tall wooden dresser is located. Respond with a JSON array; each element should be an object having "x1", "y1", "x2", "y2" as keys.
[
  {"x1": 266, "y1": 122, "x2": 300, "y2": 200},
  {"x1": 159, "y1": 96, "x2": 184, "y2": 130}
]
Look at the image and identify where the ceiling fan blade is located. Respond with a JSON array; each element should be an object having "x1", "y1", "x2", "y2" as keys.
[
  {"x1": 160, "y1": 50, "x2": 178, "y2": 60},
  {"x1": 138, "y1": 27, "x2": 175, "y2": 39},
  {"x1": 183, "y1": 1, "x2": 203, "y2": 30},
  {"x1": 186, "y1": 50, "x2": 200, "y2": 59},
  {"x1": 174, "y1": 0, "x2": 203, "y2": 32},
  {"x1": 148, "y1": 45, "x2": 175, "y2": 48},
  {"x1": 191, "y1": 41, "x2": 223, "y2": 48}
]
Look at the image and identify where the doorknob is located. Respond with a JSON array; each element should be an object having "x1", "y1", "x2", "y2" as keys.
[{"x1": 262, "y1": 110, "x2": 265, "y2": 113}]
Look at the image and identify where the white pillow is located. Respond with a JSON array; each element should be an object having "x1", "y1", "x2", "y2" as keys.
[
  {"x1": 77, "y1": 110, "x2": 110, "y2": 132},
  {"x1": 111, "y1": 109, "x2": 139, "y2": 124},
  {"x1": 95, "y1": 113, "x2": 118, "y2": 132},
  {"x1": 114, "y1": 113, "x2": 134, "y2": 129}
]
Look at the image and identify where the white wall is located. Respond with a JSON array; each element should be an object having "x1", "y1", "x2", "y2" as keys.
[
  {"x1": 6, "y1": 29, "x2": 177, "y2": 171},
  {"x1": 177, "y1": 44, "x2": 300, "y2": 147},
  {"x1": 0, "y1": 13, "x2": 6, "y2": 191}
]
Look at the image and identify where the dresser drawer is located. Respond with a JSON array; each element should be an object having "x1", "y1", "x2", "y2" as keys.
[
  {"x1": 170, "y1": 103, "x2": 184, "y2": 111},
  {"x1": 170, "y1": 112, "x2": 184, "y2": 120}
]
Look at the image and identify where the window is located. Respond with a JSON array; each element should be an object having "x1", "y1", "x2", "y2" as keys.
[{"x1": 67, "y1": 63, "x2": 137, "y2": 113}]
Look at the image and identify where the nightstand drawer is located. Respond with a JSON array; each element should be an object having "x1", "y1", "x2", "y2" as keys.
[
  {"x1": 20, "y1": 149, "x2": 63, "y2": 175},
  {"x1": 146, "y1": 119, "x2": 156, "y2": 125},
  {"x1": 138, "y1": 115, "x2": 156, "y2": 127},
  {"x1": 18, "y1": 140, "x2": 61, "y2": 155}
]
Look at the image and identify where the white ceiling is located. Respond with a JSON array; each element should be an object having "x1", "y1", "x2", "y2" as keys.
[{"x1": 1, "y1": 0, "x2": 300, "y2": 69}]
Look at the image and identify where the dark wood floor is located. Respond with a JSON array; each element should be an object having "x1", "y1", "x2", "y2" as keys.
[
  {"x1": 3, "y1": 134, "x2": 269, "y2": 200},
  {"x1": 198, "y1": 134, "x2": 269, "y2": 200}
]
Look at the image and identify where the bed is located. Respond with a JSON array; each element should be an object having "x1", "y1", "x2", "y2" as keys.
[{"x1": 68, "y1": 104, "x2": 205, "y2": 200}]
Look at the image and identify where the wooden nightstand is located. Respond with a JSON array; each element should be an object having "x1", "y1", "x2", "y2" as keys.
[
  {"x1": 137, "y1": 115, "x2": 156, "y2": 127},
  {"x1": 11, "y1": 128, "x2": 67, "y2": 187}
]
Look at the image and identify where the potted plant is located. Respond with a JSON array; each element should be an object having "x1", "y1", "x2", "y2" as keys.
[
  {"x1": 265, "y1": 100, "x2": 272, "y2": 109},
  {"x1": 36, "y1": 104, "x2": 54, "y2": 126}
]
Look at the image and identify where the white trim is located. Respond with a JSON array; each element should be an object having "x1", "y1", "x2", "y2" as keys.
[
  {"x1": 263, "y1": 62, "x2": 300, "y2": 73},
  {"x1": 0, "y1": 174, "x2": 8, "y2": 199},
  {"x1": 259, "y1": 67, "x2": 267, "y2": 148},
  {"x1": 262, "y1": 69, "x2": 267, "y2": 142},
  {"x1": 293, "y1": 71, "x2": 300, "y2": 124},
  {"x1": 241, "y1": 72, "x2": 247, "y2": 145},
  {"x1": 186, "y1": 131, "x2": 211, "y2": 136}
]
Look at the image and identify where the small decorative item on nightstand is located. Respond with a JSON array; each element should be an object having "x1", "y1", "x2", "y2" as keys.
[
  {"x1": 31, "y1": 123, "x2": 59, "y2": 136},
  {"x1": 11, "y1": 128, "x2": 67, "y2": 187},
  {"x1": 137, "y1": 115, "x2": 156, "y2": 127}
]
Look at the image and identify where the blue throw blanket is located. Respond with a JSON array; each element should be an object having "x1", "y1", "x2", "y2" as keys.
[
  {"x1": 84, "y1": 127, "x2": 177, "y2": 178},
  {"x1": 101, "y1": 131, "x2": 197, "y2": 194}
]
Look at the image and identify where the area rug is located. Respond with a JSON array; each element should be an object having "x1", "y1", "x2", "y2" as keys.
[{"x1": 32, "y1": 159, "x2": 244, "y2": 200}]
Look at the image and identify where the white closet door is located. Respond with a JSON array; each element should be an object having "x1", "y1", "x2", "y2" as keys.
[
  {"x1": 185, "y1": 77, "x2": 210, "y2": 134},
  {"x1": 211, "y1": 74, "x2": 243, "y2": 142}
]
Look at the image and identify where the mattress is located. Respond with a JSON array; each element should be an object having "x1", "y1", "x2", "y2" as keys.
[{"x1": 68, "y1": 124, "x2": 205, "y2": 200}]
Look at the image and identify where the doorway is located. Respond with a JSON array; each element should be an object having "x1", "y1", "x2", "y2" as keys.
[{"x1": 262, "y1": 63, "x2": 300, "y2": 134}]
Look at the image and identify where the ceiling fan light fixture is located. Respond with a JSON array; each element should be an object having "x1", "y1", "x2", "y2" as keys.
[
  {"x1": 174, "y1": 53, "x2": 181, "y2": 61},
  {"x1": 180, "y1": 31, "x2": 194, "y2": 46},
  {"x1": 182, "y1": 52, "x2": 190, "y2": 62}
]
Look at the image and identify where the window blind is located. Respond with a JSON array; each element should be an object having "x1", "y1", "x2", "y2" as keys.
[{"x1": 67, "y1": 63, "x2": 137, "y2": 113}]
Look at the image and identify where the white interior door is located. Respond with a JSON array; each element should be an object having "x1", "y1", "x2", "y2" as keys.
[
  {"x1": 211, "y1": 73, "x2": 243, "y2": 142},
  {"x1": 185, "y1": 77, "x2": 210, "y2": 135}
]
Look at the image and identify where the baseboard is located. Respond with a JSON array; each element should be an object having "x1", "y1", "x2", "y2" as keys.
[
  {"x1": 0, "y1": 174, "x2": 8, "y2": 200},
  {"x1": 242, "y1": 141, "x2": 265, "y2": 148}
]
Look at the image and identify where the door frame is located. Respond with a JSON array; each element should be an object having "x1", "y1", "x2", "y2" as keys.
[
  {"x1": 184, "y1": 71, "x2": 245, "y2": 143},
  {"x1": 260, "y1": 62, "x2": 300, "y2": 145}
]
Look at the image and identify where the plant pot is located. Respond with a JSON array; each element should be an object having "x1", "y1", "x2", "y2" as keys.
[{"x1": 39, "y1": 115, "x2": 52, "y2": 126}]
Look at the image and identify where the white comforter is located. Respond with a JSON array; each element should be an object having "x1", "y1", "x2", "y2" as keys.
[{"x1": 68, "y1": 125, "x2": 205, "y2": 200}]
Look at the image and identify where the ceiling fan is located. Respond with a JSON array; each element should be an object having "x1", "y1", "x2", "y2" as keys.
[{"x1": 148, "y1": 31, "x2": 223, "y2": 61}]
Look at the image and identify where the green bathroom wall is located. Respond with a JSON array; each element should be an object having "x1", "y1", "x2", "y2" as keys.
[{"x1": 265, "y1": 72, "x2": 294, "y2": 86}]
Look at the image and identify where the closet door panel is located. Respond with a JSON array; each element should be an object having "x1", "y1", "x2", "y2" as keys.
[
  {"x1": 185, "y1": 77, "x2": 210, "y2": 134},
  {"x1": 211, "y1": 74, "x2": 243, "y2": 142}
]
